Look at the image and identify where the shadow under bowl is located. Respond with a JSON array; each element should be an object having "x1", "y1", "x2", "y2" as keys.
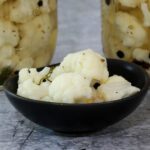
[{"x1": 3, "y1": 59, "x2": 150, "y2": 133}]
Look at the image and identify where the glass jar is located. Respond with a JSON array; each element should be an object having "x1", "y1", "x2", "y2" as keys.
[
  {"x1": 0, "y1": 0, "x2": 57, "y2": 84},
  {"x1": 101, "y1": 0, "x2": 150, "y2": 73}
]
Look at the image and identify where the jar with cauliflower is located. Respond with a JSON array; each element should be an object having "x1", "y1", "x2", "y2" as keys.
[
  {"x1": 0, "y1": 0, "x2": 57, "y2": 84},
  {"x1": 101, "y1": 0, "x2": 150, "y2": 73}
]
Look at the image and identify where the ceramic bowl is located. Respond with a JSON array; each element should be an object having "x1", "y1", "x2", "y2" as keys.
[{"x1": 4, "y1": 59, "x2": 149, "y2": 133}]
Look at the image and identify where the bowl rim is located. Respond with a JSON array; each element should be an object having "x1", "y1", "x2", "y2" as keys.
[{"x1": 3, "y1": 59, "x2": 150, "y2": 106}]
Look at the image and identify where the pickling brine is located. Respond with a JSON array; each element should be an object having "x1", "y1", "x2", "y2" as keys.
[
  {"x1": 0, "y1": 0, "x2": 57, "y2": 84},
  {"x1": 101, "y1": 0, "x2": 150, "y2": 73}
]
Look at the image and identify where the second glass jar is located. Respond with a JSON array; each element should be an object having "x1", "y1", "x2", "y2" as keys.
[{"x1": 101, "y1": 0, "x2": 150, "y2": 73}]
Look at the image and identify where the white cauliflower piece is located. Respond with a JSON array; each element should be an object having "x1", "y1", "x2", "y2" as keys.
[
  {"x1": 19, "y1": 14, "x2": 52, "y2": 54},
  {"x1": 141, "y1": 3, "x2": 150, "y2": 27},
  {"x1": 0, "y1": 20, "x2": 19, "y2": 48},
  {"x1": 18, "y1": 67, "x2": 51, "y2": 84},
  {"x1": 118, "y1": 0, "x2": 140, "y2": 8},
  {"x1": 18, "y1": 68, "x2": 31, "y2": 84},
  {"x1": 17, "y1": 79, "x2": 50, "y2": 100},
  {"x1": 10, "y1": 0, "x2": 50, "y2": 23},
  {"x1": 133, "y1": 48, "x2": 150, "y2": 64},
  {"x1": 115, "y1": 12, "x2": 147, "y2": 47},
  {"x1": 106, "y1": 75, "x2": 127, "y2": 83},
  {"x1": 51, "y1": 49, "x2": 109, "y2": 83},
  {"x1": 0, "y1": 0, "x2": 7, "y2": 5},
  {"x1": 50, "y1": 66, "x2": 64, "y2": 80},
  {"x1": 17, "y1": 67, "x2": 52, "y2": 100},
  {"x1": 29, "y1": 67, "x2": 51, "y2": 84},
  {"x1": 48, "y1": 73, "x2": 93, "y2": 103},
  {"x1": 98, "y1": 75, "x2": 140, "y2": 101}
]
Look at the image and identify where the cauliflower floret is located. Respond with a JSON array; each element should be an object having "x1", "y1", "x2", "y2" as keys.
[
  {"x1": 18, "y1": 67, "x2": 51, "y2": 84},
  {"x1": 0, "y1": 0, "x2": 7, "y2": 5},
  {"x1": 118, "y1": 0, "x2": 140, "y2": 8},
  {"x1": 0, "y1": 20, "x2": 19, "y2": 48},
  {"x1": 18, "y1": 68, "x2": 31, "y2": 84},
  {"x1": 0, "y1": 45, "x2": 14, "y2": 58},
  {"x1": 48, "y1": 73, "x2": 93, "y2": 103},
  {"x1": 106, "y1": 75, "x2": 127, "y2": 83},
  {"x1": 141, "y1": 3, "x2": 150, "y2": 27},
  {"x1": 10, "y1": 0, "x2": 50, "y2": 23},
  {"x1": 29, "y1": 67, "x2": 51, "y2": 84},
  {"x1": 19, "y1": 14, "x2": 52, "y2": 55},
  {"x1": 0, "y1": 45, "x2": 15, "y2": 68},
  {"x1": 108, "y1": 38, "x2": 133, "y2": 61},
  {"x1": 98, "y1": 75, "x2": 140, "y2": 101},
  {"x1": 17, "y1": 79, "x2": 50, "y2": 100},
  {"x1": 18, "y1": 67, "x2": 51, "y2": 100},
  {"x1": 51, "y1": 49, "x2": 109, "y2": 83},
  {"x1": 115, "y1": 12, "x2": 147, "y2": 47},
  {"x1": 133, "y1": 48, "x2": 150, "y2": 64}
]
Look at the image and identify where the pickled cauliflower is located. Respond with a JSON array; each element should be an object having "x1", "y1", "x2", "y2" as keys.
[
  {"x1": 133, "y1": 48, "x2": 150, "y2": 64},
  {"x1": 141, "y1": 3, "x2": 150, "y2": 27},
  {"x1": 17, "y1": 79, "x2": 50, "y2": 100},
  {"x1": 18, "y1": 67, "x2": 51, "y2": 84},
  {"x1": 0, "y1": 45, "x2": 15, "y2": 68},
  {"x1": 115, "y1": 12, "x2": 147, "y2": 47},
  {"x1": 17, "y1": 67, "x2": 51, "y2": 100},
  {"x1": 0, "y1": 0, "x2": 7, "y2": 5},
  {"x1": 19, "y1": 14, "x2": 52, "y2": 55},
  {"x1": 98, "y1": 75, "x2": 140, "y2": 101},
  {"x1": 10, "y1": 0, "x2": 50, "y2": 23},
  {"x1": 51, "y1": 49, "x2": 109, "y2": 83},
  {"x1": 17, "y1": 49, "x2": 140, "y2": 103},
  {"x1": 49, "y1": 73, "x2": 93, "y2": 103},
  {"x1": 0, "y1": 20, "x2": 19, "y2": 48},
  {"x1": 118, "y1": 0, "x2": 140, "y2": 8}
]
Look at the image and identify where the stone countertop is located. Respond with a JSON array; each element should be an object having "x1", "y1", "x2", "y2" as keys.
[
  {"x1": 0, "y1": 90, "x2": 150, "y2": 150},
  {"x1": 0, "y1": 0, "x2": 150, "y2": 150}
]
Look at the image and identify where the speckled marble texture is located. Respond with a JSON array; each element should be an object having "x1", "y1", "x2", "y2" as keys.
[{"x1": 0, "y1": 0, "x2": 150, "y2": 150}]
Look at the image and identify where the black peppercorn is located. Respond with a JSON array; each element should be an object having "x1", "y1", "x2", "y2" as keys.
[
  {"x1": 37, "y1": 0, "x2": 43, "y2": 7},
  {"x1": 43, "y1": 79, "x2": 46, "y2": 82},
  {"x1": 105, "y1": 0, "x2": 111, "y2": 5},
  {"x1": 116, "y1": 50, "x2": 125, "y2": 58},
  {"x1": 93, "y1": 82, "x2": 100, "y2": 90}
]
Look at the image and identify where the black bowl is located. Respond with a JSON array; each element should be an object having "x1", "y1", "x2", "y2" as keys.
[{"x1": 3, "y1": 59, "x2": 150, "y2": 133}]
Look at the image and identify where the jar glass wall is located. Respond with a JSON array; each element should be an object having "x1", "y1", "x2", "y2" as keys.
[
  {"x1": 101, "y1": 0, "x2": 150, "y2": 73},
  {"x1": 0, "y1": 0, "x2": 57, "y2": 84}
]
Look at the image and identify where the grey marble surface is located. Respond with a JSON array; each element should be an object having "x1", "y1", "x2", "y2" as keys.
[
  {"x1": 0, "y1": 89, "x2": 150, "y2": 150},
  {"x1": 0, "y1": 0, "x2": 150, "y2": 150}
]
